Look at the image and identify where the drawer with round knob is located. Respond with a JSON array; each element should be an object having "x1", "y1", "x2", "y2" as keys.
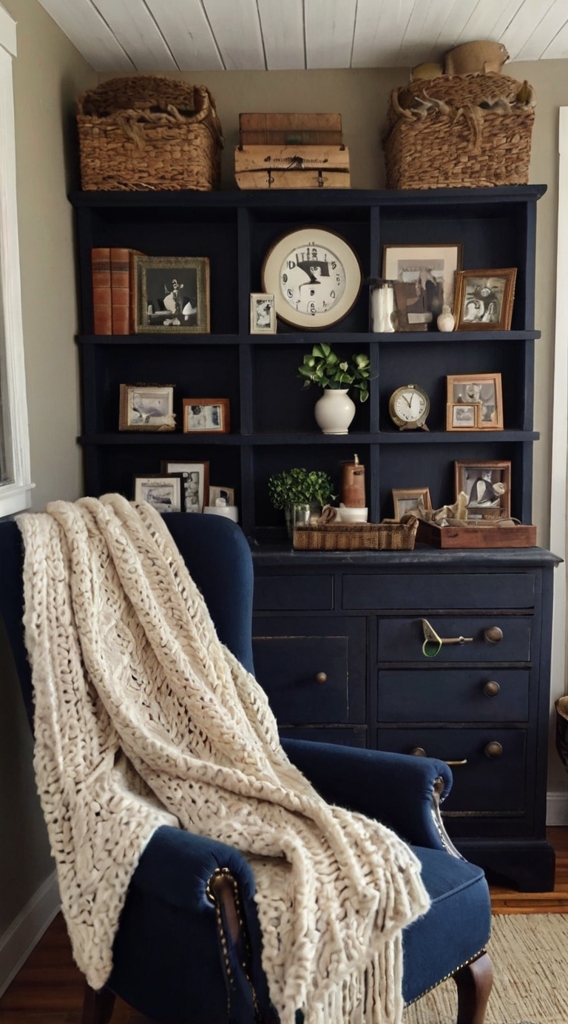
[
  {"x1": 252, "y1": 616, "x2": 365, "y2": 725},
  {"x1": 378, "y1": 668, "x2": 529, "y2": 723},
  {"x1": 376, "y1": 727, "x2": 527, "y2": 814},
  {"x1": 377, "y1": 615, "x2": 532, "y2": 663}
]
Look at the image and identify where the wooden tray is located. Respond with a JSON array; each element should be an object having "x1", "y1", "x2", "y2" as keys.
[
  {"x1": 417, "y1": 519, "x2": 537, "y2": 549},
  {"x1": 293, "y1": 520, "x2": 418, "y2": 551}
]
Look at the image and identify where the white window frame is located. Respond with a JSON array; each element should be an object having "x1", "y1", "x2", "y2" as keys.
[{"x1": 0, "y1": 5, "x2": 32, "y2": 517}]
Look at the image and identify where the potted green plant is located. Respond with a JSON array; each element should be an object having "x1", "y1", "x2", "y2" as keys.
[
  {"x1": 268, "y1": 467, "x2": 335, "y2": 537},
  {"x1": 297, "y1": 343, "x2": 370, "y2": 434}
]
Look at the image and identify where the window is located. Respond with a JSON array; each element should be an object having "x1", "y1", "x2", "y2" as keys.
[{"x1": 0, "y1": 5, "x2": 32, "y2": 517}]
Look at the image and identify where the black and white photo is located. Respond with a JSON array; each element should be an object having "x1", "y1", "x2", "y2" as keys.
[
  {"x1": 134, "y1": 474, "x2": 184, "y2": 513},
  {"x1": 119, "y1": 384, "x2": 175, "y2": 432},
  {"x1": 447, "y1": 374, "x2": 503, "y2": 430},
  {"x1": 182, "y1": 398, "x2": 230, "y2": 434},
  {"x1": 250, "y1": 293, "x2": 276, "y2": 334},
  {"x1": 454, "y1": 268, "x2": 516, "y2": 331},
  {"x1": 161, "y1": 460, "x2": 210, "y2": 513},
  {"x1": 133, "y1": 255, "x2": 210, "y2": 334},
  {"x1": 455, "y1": 460, "x2": 511, "y2": 519}
]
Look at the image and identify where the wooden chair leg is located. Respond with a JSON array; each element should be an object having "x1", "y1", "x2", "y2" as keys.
[
  {"x1": 81, "y1": 983, "x2": 116, "y2": 1024},
  {"x1": 453, "y1": 951, "x2": 493, "y2": 1024}
]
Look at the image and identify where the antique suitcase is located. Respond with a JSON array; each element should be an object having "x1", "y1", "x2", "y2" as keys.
[
  {"x1": 239, "y1": 112, "x2": 342, "y2": 146},
  {"x1": 234, "y1": 144, "x2": 350, "y2": 189}
]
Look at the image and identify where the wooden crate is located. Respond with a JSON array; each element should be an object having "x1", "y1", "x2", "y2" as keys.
[
  {"x1": 239, "y1": 112, "x2": 342, "y2": 146},
  {"x1": 417, "y1": 519, "x2": 537, "y2": 549},
  {"x1": 293, "y1": 520, "x2": 418, "y2": 551},
  {"x1": 234, "y1": 145, "x2": 350, "y2": 189}
]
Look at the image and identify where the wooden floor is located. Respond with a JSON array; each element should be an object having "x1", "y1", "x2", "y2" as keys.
[{"x1": 1, "y1": 827, "x2": 567, "y2": 1023}]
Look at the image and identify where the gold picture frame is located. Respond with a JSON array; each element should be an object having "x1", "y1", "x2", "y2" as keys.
[
  {"x1": 453, "y1": 268, "x2": 517, "y2": 331},
  {"x1": 182, "y1": 398, "x2": 230, "y2": 434},
  {"x1": 446, "y1": 373, "x2": 503, "y2": 430},
  {"x1": 446, "y1": 401, "x2": 482, "y2": 431},
  {"x1": 133, "y1": 255, "x2": 210, "y2": 334},
  {"x1": 119, "y1": 384, "x2": 175, "y2": 432},
  {"x1": 392, "y1": 487, "x2": 432, "y2": 521}
]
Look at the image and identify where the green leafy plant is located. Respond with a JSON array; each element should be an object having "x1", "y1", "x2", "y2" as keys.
[
  {"x1": 267, "y1": 467, "x2": 335, "y2": 510},
  {"x1": 297, "y1": 343, "x2": 370, "y2": 402}
]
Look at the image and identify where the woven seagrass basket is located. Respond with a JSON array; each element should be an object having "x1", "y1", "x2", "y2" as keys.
[
  {"x1": 77, "y1": 76, "x2": 224, "y2": 191},
  {"x1": 383, "y1": 72, "x2": 534, "y2": 189},
  {"x1": 293, "y1": 518, "x2": 418, "y2": 552}
]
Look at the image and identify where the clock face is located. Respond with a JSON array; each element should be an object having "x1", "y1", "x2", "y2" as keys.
[
  {"x1": 393, "y1": 388, "x2": 428, "y2": 423},
  {"x1": 389, "y1": 385, "x2": 430, "y2": 428},
  {"x1": 262, "y1": 228, "x2": 361, "y2": 329}
]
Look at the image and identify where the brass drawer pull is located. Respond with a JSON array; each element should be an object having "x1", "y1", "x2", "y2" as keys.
[
  {"x1": 483, "y1": 680, "x2": 500, "y2": 697},
  {"x1": 485, "y1": 741, "x2": 503, "y2": 759},
  {"x1": 315, "y1": 672, "x2": 327, "y2": 684},
  {"x1": 421, "y1": 618, "x2": 473, "y2": 657},
  {"x1": 410, "y1": 746, "x2": 467, "y2": 766},
  {"x1": 484, "y1": 626, "x2": 504, "y2": 644}
]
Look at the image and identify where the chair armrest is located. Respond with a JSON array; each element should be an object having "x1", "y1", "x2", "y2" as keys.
[
  {"x1": 109, "y1": 826, "x2": 276, "y2": 1024},
  {"x1": 282, "y1": 738, "x2": 455, "y2": 852}
]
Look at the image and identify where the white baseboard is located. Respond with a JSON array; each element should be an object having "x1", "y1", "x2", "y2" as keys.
[
  {"x1": 547, "y1": 790, "x2": 568, "y2": 825},
  {"x1": 0, "y1": 870, "x2": 60, "y2": 998}
]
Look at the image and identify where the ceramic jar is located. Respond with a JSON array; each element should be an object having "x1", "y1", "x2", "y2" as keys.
[
  {"x1": 314, "y1": 388, "x2": 356, "y2": 435},
  {"x1": 437, "y1": 304, "x2": 455, "y2": 332}
]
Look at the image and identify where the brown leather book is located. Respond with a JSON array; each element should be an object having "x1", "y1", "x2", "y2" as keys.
[
  {"x1": 91, "y1": 247, "x2": 111, "y2": 334},
  {"x1": 110, "y1": 247, "x2": 131, "y2": 334}
]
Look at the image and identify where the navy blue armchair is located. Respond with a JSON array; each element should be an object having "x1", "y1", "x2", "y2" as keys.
[{"x1": 0, "y1": 512, "x2": 493, "y2": 1024}]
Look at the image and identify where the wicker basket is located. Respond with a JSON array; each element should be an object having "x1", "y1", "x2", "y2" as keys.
[
  {"x1": 77, "y1": 76, "x2": 224, "y2": 191},
  {"x1": 293, "y1": 519, "x2": 418, "y2": 552},
  {"x1": 383, "y1": 73, "x2": 534, "y2": 189}
]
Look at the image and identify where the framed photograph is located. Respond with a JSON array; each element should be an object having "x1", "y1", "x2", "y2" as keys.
[
  {"x1": 208, "y1": 485, "x2": 235, "y2": 507},
  {"x1": 134, "y1": 474, "x2": 185, "y2": 513},
  {"x1": 382, "y1": 244, "x2": 462, "y2": 327},
  {"x1": 133, "y1": 255, "x2": 210, "y2": 334},
  {"x1": 161, "y1": 461, "x2": 210, "y2": 513},
  {"x1": 119, "y1": 384, "x2": 175, "y2": 432},
  {"x1": 455, "y1": 460, "x2": 511, "y2": 519},
  {"x1": 250, "y1": 293, "x2": 276, "y2": 334},
  {"x1": 182, "y1": 398, "x2": 230, "y2": 434},
  {"x1": 453, "y1": 268, "x2": 517, "y2": 330},
  {"x1": 446, "y1": 401, "x2": 482, "y2": 431},
  {"x1": 446, "y1": 373, "x2": 503, "y2": 430},
  {"x1": 392, "y1": 487, "x2": 432, "y2": 521}
]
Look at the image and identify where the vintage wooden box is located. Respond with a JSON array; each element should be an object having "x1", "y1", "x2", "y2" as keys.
[
  {"x1": 416, "y1": 519, "x2": 537, "y2": 549},
  {"x1": 235, "y1": 144, "x2": 350, "y2": 189},
  {"x1": 239, "y1": 112, "x2": 342, "y2": 146}
]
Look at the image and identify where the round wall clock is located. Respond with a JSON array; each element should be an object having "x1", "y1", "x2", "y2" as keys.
[
  {"x1": 389, "y1": 383, "x2": 430, "y2": 431},
  {"x1": 261, "y1": 227, "x2": 362, "y2": 330}
]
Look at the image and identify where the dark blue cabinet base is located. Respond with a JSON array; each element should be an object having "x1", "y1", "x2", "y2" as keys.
[{"x1": 252, "y1": 546, "x2": 560, "y2": 893}]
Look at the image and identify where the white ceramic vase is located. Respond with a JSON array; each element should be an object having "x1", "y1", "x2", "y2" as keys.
[
  {"x1": 314, "y1": 388, "x2": 356, "y2": 435},
  {"x1": 437, "y1": 304, "x2": 455, "y2": 332}
]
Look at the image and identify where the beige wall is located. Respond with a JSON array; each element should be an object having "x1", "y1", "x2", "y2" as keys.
[{"x1": 0, "y1": 0, "x2": 95, "y2": 980}]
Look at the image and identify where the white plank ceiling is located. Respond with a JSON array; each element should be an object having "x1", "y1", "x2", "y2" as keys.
[{"x1": 36, "y1": 0, "x2": 568, "y2": 72}]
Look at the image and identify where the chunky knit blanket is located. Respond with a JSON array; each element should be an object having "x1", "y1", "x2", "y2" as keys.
[{"x1": 18, "y1": 495, "x2": 430, "y2": 1024}]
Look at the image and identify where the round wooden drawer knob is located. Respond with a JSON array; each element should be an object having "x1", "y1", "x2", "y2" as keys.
[
  {"x1": 483, "y1": 681, "x2": 501, "y2": 697},
  {"x1": 485, "y1": 741, "x2": 503, "y2": 759},
  {"x1": 484, "y1": 626, "x2": 504, "y2": 644},
  {"x1": 410, "y1": 746, "x2": 427, "y2": 757},
  {"x1": 315, "y1": 672, "x2": 328, "y2": 684}
]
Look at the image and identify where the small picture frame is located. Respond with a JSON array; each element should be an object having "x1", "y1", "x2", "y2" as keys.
[
  {"x1": 455, "y1": 460, "x2": 511, "y2": 519},
  {"x1": 119, "y1": 384, "x2": 175, "y2": 432},
  {"x1": 182, "y1": 398, "x2": 230, "y2": 434},
  {"x1": 208, "y1": 485, "x2": 235, "y2": 507},
  {"x1": 250, "y1": 293, "x2": 276, "y2": 334},
  {"x1": 133, "y1": 255, "x2": 210, "y2": 334},
  {"x1": 392, "y1": 487, "x2": 432, "y2": 521},
  {"x1": 161, "y1": 461, "x2": 210, "y2": 513},
  {"x1": 382, "y1": 243, "x2": 462, "y2": 327},
  {"x1": 453, "y1": 268, "x2": 517, "y2": 331},
  {"x1": 134, "y1": 474, "x2": 185, "y2": 513},
  {"x1": 446, "y1": 401, "x2": 482, "y2": 431},
  {"x1": 446, "y1": 374, "x2": 503, "y2": 430}
]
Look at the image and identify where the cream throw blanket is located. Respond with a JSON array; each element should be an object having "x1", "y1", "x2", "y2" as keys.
[{"x1": 18, "y1": 495, "x2": 430, "y2": 1024}]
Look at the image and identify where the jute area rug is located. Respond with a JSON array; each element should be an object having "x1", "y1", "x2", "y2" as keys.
[{"x1": 402, "y1": 914, "x2": 568, "y2": 1024}]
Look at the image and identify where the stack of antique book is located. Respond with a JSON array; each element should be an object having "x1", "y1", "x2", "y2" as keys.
[{"x1": 234, "y1": 113, "x2": 350, "y2": 189}]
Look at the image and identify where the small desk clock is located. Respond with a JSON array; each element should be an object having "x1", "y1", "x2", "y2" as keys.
[{"x1": 389, "y1": 383, "x2": 430, "y2": 431}]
